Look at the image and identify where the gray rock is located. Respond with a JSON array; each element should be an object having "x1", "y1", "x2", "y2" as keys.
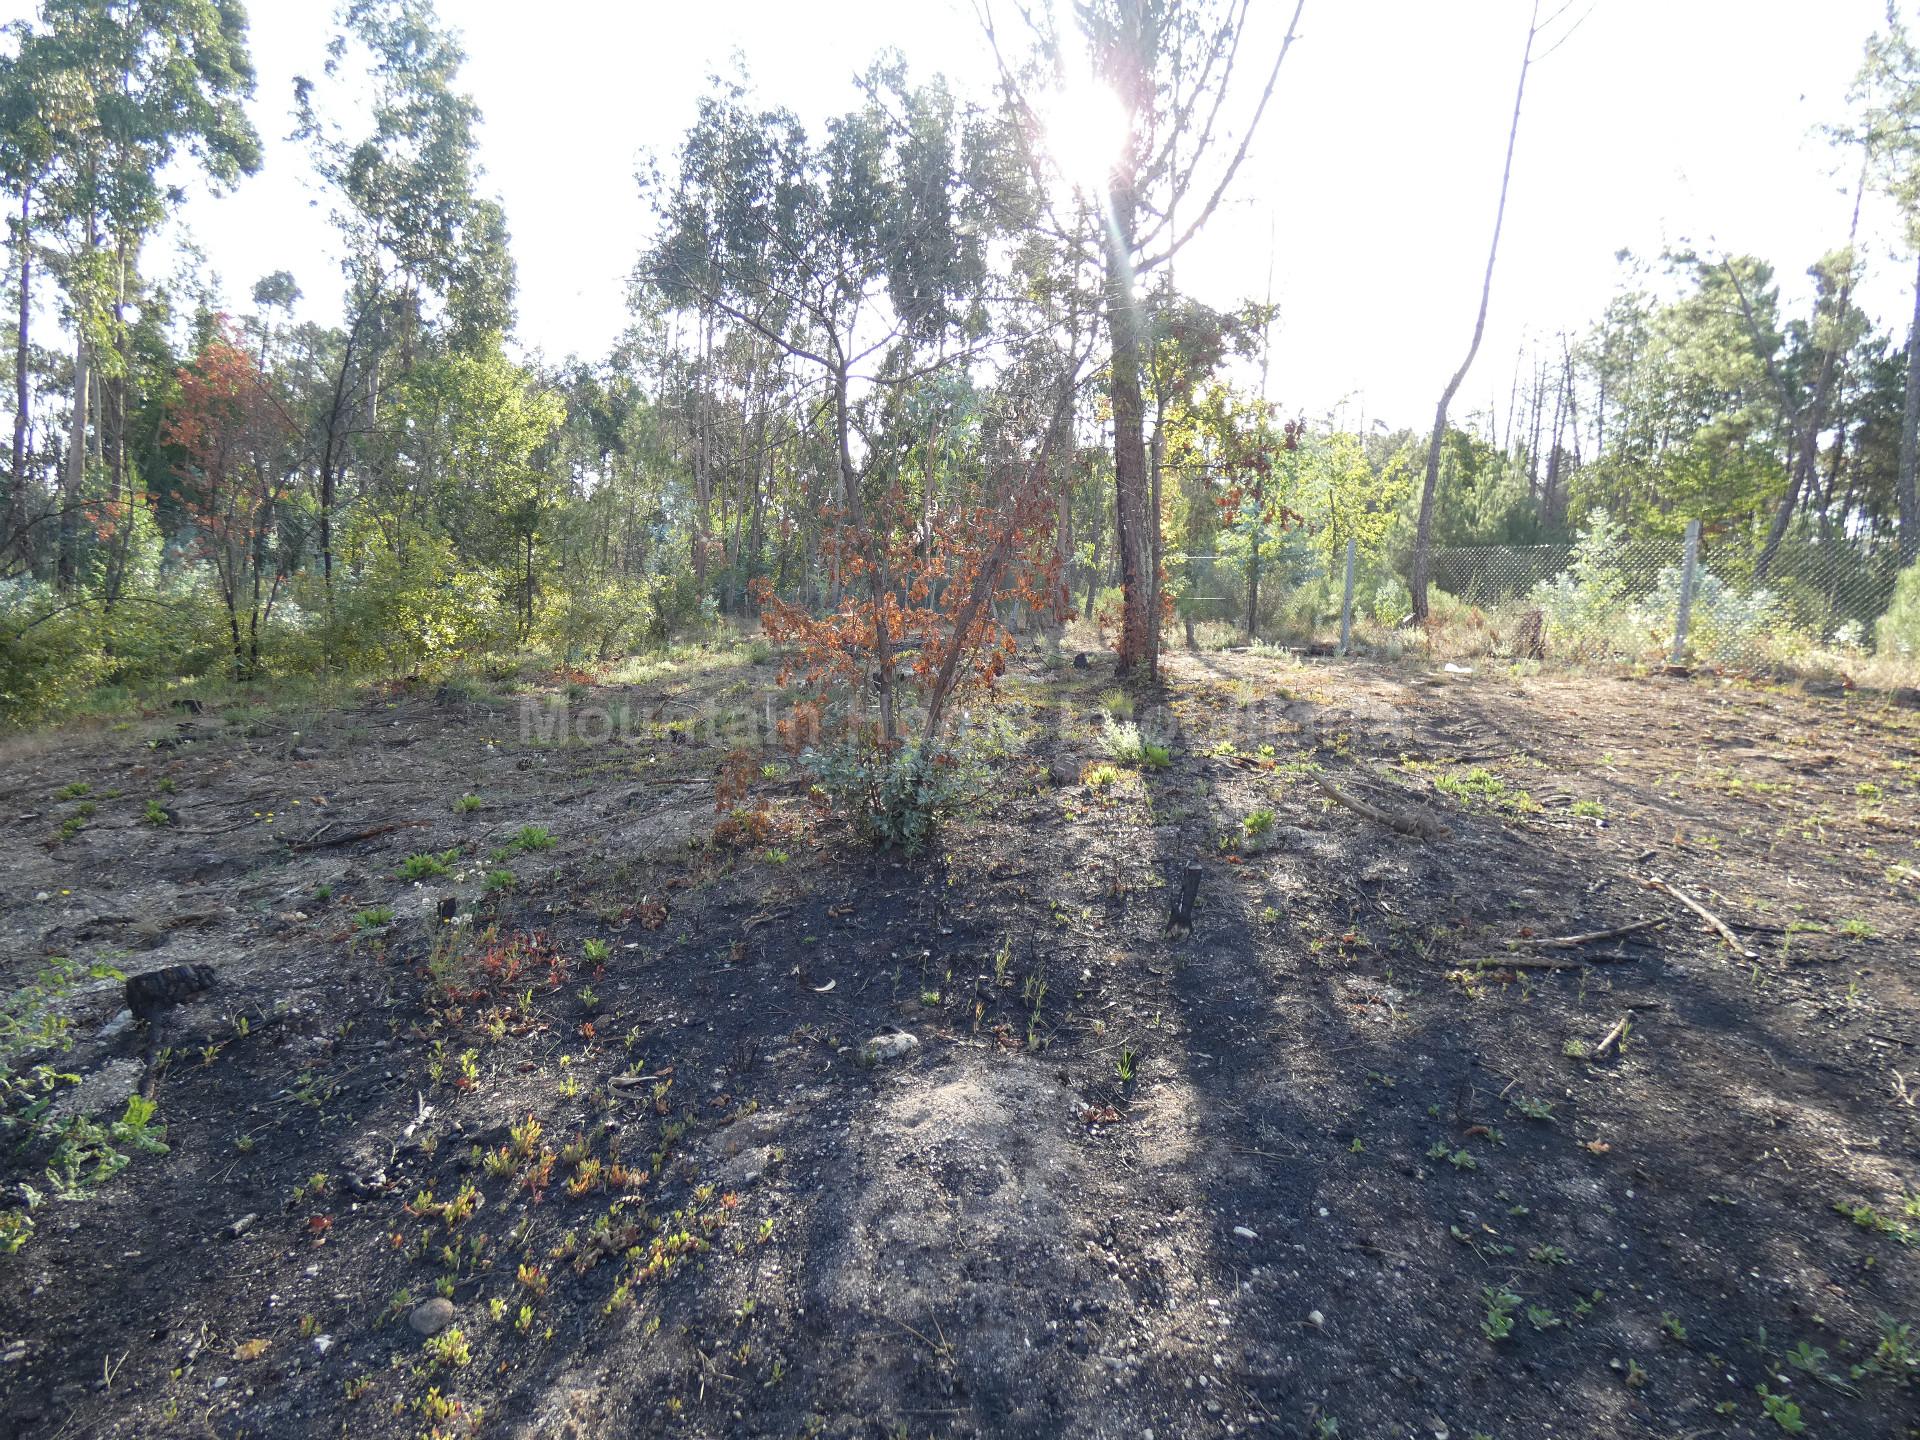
[
  {"x1": 409, "y1": 1298, "x2": 456, "y2": 1336},
  {"x1": 863, "y1": 1030, "x2": 919, "y2": 1062},
  {"x1": 96, "y1": 1008, "x2": 136, "y2": 1041}
]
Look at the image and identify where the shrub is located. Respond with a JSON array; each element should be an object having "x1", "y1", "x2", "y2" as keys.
[
  {"x1": 807, "y1": 738, "x2": 968, "y2": 856},
  {"x1": 0, "y1": 584, "x2": 106, "y2": 726},
  {"x1": 537, "y1": 574, "x2": 656, "y2": 661},
  {"x1": 639, "y1": 573, "x2": 705, "y2": 641},
  {"x1": 1528, "y1": 510, "x2": 1633, "y2": 657},
  {"x1": 1881, "y1": 560, "x2": 1920, "y2": 659},
  {"x1": 1641, "y1": 561, "x2": 1782, "y2": 665},
  {"x1": 318, "y1": 533, "x2": 508, "y2": 675},
  {"x1": 1099, "y1": 711, "x2": 1170, "y2": 767},
  {"x1": 2, "y1": 955, "x2": 123, "y2": 1126},
  {"x1": 1369, "y1": 575, "x2": 1411, "y2": 627},
  {"x1": 398, "y1": 849, "x2": 460, "y2": 881}
]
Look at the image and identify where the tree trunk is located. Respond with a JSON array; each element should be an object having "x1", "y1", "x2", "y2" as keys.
[
  {"x1": 1410, "y1": 2, "x2": 1536, "y2": 620},
  {"x1": 832, "y1": 356, "x2": 895, "y2": 744},
  {"x1": 1899, "y1": 250, "x2": 1920, "y2": 566},
  {"x1": 1757, "y1": 154, "x2": 1867, "y2": 581},
  {"x1": 102, "y1": 239, "x2": 130, "y2": 609},
  {"x1": 1757, "y1": 294, "x2": 1847, "y2": 581},
  {"x1": 58, "y1": 330, "x2": 88, "y2": 591},
  {"x1": 691, "y1": 307, "x2": 713, "y2": 594},
  {"x1": 1526, "y1": 362, "x2": 1544, "y2": 502},
  {"x1": 1104, "y1": 178, "x2": 1153, "y2": 677},
  {"x1": 1146, "y1": 400, "x2": 1165, "y2": 672},
  {"x1": 1084, "y1": 504, "x2": 1102, "y2": 621},
  {"x1": 1245, "y1": 472, "x2": 1263, "y2": 641},
  {"x1": 1543, "y1": 351, "x2": 1567, "y2": 527},
  {"x1": 5, "y1": 184, "x2": 29, "y2": 563}
]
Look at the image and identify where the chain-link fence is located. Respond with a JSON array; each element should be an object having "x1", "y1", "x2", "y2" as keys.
[
  {"x1": 1164, "y1": 519, "x2": 1916, "y2": 675},
  {"x1": 1173, "y1": 545, "x2": 1343, "y2": 642},
  {"x1": 1425, "y1": 521, "x2": 1909, "y2": 670}
]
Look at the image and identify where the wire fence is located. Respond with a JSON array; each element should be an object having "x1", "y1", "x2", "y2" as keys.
[
  {"x1": 1167, "y1": 522, "x2": 1915, "y2": 674},
  {"x1": 1427, "y1": 526, "x2": 1907, "y2": 670}
]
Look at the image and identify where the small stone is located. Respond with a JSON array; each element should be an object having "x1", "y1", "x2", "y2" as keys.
[
  {"x1": 863, "y1": 1031, "x2": 919, "y2": 1062},
  {"x1": 409, "y1": 1298, "x2": 456, "y2": 1336},
  {"x1": 224, "y1": 1213, "x2": 259, "y2": 1239},
  {"x1": 1232, "y1": 1226, "x2": 1257, "y2": 1241},
  {"x1": 97, "y1": 1009, "x2": 136, "y2": 1041},
  {"x1": 1308, "y1": 1310, "x2": 1324, "y2": 1328},
  {"x1": 312, "y1": 1335, "x2": 334, "y2": 1356}
]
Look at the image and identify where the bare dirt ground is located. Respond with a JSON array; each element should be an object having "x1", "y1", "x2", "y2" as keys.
[{"x1": 1, "y1": 644, "x2": 1917, "y2": 1440}]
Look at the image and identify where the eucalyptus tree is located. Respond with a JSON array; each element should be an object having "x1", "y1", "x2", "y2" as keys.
[
  {"x1": 294, "y1": 0, "x2": 516, "y2": 592},
  {"x1": 18, "y1": 0, "x2": 259, "y2": 590},
  {"x1": 1857, "y1": 9, "x2": 1920, "y2": 561},
  {"x1": 640, "y1": 63, "x2": 1000, "y2": 738},
  {"x1": 982, "y1": 0, "x2": 1306, "y2": 677},
  {"x1": 0, "y1": 26, "x2": 58, "y2": 560},
  {"x1": 1409, "y1": 0, "x2": 1540, "y2": 621}
]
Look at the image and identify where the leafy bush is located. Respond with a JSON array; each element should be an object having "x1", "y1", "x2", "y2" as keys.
[
  {"x1": 1881, "y1": 560, "x2": 1920, "y2": 659},
  {"x1": 1369, "y1": 575, "x2": 1411, "y2": 627},
  {"x1": 1642, "y1": 561, "x2": 1783, "y2": 665},
  {"x1": 1528, "y1": 510, "x2": 1634, "y2": 656},
  {"x1": 807, "y1": 738, "x2": 968, "y2": 855},
  {"x1": 0, "y1": 584, "x2": 106, "y2": 726},
  {"x1": 320, "y1": 533, "x2": 509, "y2": 675},
  {"x1": 1099, "y1": 712, "x2": 1171, "y2": 768},
  {"x1": 537, "y1": 574, "x2": 656, "y2": 661}
]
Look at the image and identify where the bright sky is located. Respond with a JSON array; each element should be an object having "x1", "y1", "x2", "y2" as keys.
[{"x1": 157, "y1": 0, "x2": 1909, "y2": 432}]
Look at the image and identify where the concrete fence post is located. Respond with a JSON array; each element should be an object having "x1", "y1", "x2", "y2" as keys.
[
  {"x1": 1671, "y1": 519, "x2": 1701, "y2": 665},
  {"x1": 1339, "y1": 536, "x2": 1358, "y2": 656}
]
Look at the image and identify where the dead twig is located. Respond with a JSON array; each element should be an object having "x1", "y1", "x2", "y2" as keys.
[
  {"x1": 1514, "y1": 918, "x2": 1663, "y2": 950},
  {"x1": 877, "y1": 1312, "x2": 952, "y2": 1358},
  {"x1": 1643, "y1": 876, "x2": 1757, "y2": 960},
  {"x1": 1313, "y1": 774, "x2": 1452, "y2": 840},
  {"x1": 282, "y1": 819, "x2": 428, "y2": 852},
  {"x1": 1592, "y1": 1015, "x2": 1630, "y2": 1059}
]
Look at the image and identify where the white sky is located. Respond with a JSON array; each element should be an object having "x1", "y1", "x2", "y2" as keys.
[{"x1": 142, "y1": 0, "x2": 1913, "y2": 431}]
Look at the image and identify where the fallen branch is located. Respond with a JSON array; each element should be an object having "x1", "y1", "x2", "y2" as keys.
[
  {"x1": 1313, "y1": 775, "x2": 1452, "y2": 840},
  {"x1": 282, "y1": 819, "x2": 428, "y2": 852},
  {"x1": 1644, "y1": 876, "x2": 1757, "y2": 960},
  {"x1": 1592, "y1": 1015, "x2": 1631, "y2": 1059},
  {"x1": 1473, "y1": 956, "x2": 1583, "y2": 971},
  {"x1": 1515, "y1": 918, "x2": 1664, "y2": 950}
]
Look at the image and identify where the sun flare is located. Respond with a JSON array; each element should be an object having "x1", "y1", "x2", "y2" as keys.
[{"x1": 1043, "y1": 78, "x2": 1131, "y2": 190}]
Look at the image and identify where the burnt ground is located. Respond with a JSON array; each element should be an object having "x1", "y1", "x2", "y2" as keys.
[{"x1": 1, "y1": 642, "x2": 1917, "y2": 1440}]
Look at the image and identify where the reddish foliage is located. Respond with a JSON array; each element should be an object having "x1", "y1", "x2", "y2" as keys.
[
  {"x1": 160, "y1": 321, "x2": 297, "y2": 670},
  {"x1": 752, "y1": 458, "x2": 1066, "y2": 748}
]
